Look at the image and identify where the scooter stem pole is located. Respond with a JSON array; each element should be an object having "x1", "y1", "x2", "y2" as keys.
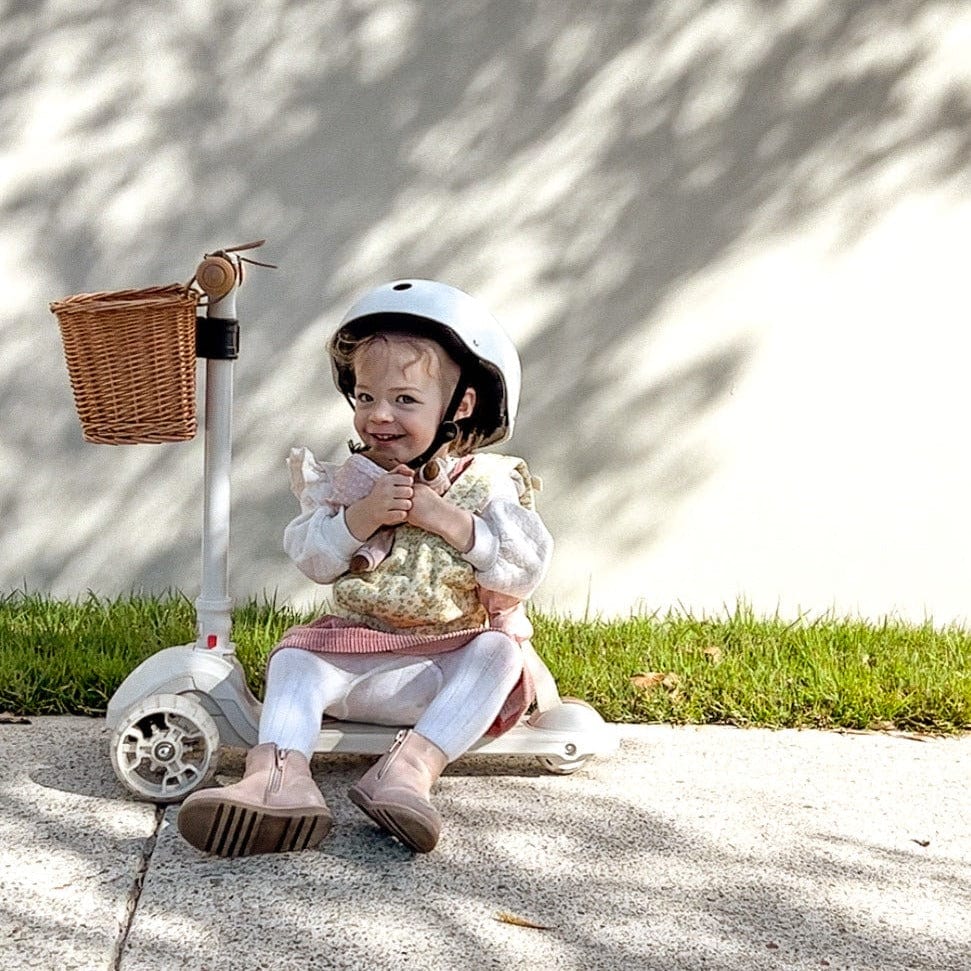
[{"x1": 194, "y1": 282, "x2": 239, "y2": 653}]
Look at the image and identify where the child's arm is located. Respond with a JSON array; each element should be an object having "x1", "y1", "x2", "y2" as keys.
[
  {"x1": 406, "y1": 480, "x2": 475, "y2": 553},
  {"x1": 283, "y1": 449, "x2": 357, "y2": 583},
  {"x1": 284, "y1": 465, "x2": 415, "y2": 584},
  {"x1": 464, "y1": 495, "x2": 553, "y2": 601},
  {"x1": 344, "y1": 466, "x2": 414, "y2": 540},
  {"x1": 408, "y1": 468, "x2": 553, "y2": 600},
  {"x1": 284, "y1": 506, "x2": 364, "y2": 584},
  {"x1": 411, "y1": 469, "x2": 553, "y2": 601}
]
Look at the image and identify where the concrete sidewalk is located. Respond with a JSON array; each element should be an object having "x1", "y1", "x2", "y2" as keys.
[{"x1": 1, "y1": 717, "x2": 968, "y2": 971}]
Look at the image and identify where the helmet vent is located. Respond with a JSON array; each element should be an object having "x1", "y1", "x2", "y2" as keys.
[{"x1": 392, "y1": 282, "x2": 412, "y2": 291}]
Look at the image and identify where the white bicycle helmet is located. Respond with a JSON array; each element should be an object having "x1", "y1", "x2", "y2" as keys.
[{"x1": 330, "y1": 280, "x2": 521, "y2": 463}]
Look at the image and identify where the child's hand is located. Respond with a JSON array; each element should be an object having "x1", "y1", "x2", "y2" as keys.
[
  {"x1": 405, "y1": 480, "x2": 446, "y2": 531},
  {"x1": 407, "y1": 481, "x2": 475, "y2": 553},
  {"x1": 345, "y1": 465, "x2": 414, "y2": 540}
]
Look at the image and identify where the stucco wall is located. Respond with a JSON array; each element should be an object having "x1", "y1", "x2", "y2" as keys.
[{"x1": 3, "y1": 0, "x2": 970, "y2": 623}]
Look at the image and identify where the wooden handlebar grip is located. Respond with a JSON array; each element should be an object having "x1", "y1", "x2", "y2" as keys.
[{"x1": 196, "y1": 255, "x2": 237, "y2": 301}]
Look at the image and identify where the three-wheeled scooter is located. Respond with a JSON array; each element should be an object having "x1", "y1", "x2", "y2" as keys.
[{"x1": 56, "y1": 242, "x2": 617, "y2": 804}]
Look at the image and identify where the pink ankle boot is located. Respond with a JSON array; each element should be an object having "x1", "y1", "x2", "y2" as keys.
[
  {"x1": 177, "y1": 743, "x2": 332, "y2": 856},
  {"x1": 348, "y1": 730, "x2": 448, "y2": 853}
]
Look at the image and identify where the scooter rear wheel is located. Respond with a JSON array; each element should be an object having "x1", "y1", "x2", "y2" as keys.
[
  {"x1": 535, "y1": 754, "x2": 591, "y2": 775},
  {"x1": 110, "y1": 692, "x2": 220, "y2": 803},
  {"x1": 528, "y1": 698, "x2": 607, "y2": 775}
]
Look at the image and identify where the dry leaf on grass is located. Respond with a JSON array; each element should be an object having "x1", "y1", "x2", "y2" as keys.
[
  {"x1": 631, "y1": 672, "x2": 681, "y2": 696},
  {"x1": 702, "y1": 644, "x2": 723, "y2": 664},
  {"x1": 493, "y1": 911, "x2": 551, "y2": 930},
  {"x1": 631, "y1": 672, "x2": 666, "y2": 690}
]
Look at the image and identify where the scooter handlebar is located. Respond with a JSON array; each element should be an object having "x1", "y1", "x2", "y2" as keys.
[{"x1": 195, "y1": 255, "x2": 238, "y2": 302}]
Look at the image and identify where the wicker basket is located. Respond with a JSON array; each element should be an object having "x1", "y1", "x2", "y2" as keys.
[{"x1": 50, "y1": 284, "x2": 200, "y2": 444}]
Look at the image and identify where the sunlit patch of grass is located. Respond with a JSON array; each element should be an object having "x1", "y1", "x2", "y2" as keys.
[
  {"x1": 532, "y1": 604, "x2": 971, "y2": 733},
  {"x1": 2, "y1": 593, "x2": 969, "y2": 733}
]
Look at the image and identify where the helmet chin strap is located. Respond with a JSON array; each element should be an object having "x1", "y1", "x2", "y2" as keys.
[
  {"x1": 406, "y1": 420, "x2": 458, "y2": 470},
  {"x1": 346, "y1": 380, "x2": 469, "y2": 471},
  {"x1": 406, "y1": 378, "x2": 468, "y2": 470}
]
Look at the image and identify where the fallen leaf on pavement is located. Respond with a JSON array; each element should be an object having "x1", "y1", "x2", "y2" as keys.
[{"x1": 494, "y1": 911, "x2": 551, "y2": 930}]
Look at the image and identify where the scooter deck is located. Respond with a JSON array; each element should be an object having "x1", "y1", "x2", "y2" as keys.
[{"x1": 313, "y1": 718, "x2": 618, "y2": 761}]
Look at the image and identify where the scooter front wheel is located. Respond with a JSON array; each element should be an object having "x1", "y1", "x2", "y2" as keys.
[{"x1": 110, "y1": 693, "x2": 220, "y2": 803}]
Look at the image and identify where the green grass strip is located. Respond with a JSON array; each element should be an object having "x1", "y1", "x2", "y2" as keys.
[{"x1": 1, "y1": 592, "x2": 969, "y2": 733}]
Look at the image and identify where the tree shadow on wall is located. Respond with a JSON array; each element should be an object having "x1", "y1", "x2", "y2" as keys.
[{"x1": 2, "y1": 0, "x2": 969, "y2": 600}]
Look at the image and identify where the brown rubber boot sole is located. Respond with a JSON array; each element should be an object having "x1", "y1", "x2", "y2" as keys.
[
  {"x1": 178, "y1": 798, "x2": 332, "y2": 857},
  {"x1": 347, "y1": 786, "x2": 438, "y2": 853}
]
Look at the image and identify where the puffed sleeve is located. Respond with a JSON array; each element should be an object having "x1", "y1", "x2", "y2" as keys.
[
  {"x1": 283, "y1": 448, "x2": 362, "y2": 584},
  {"x1": 462, "y1": 469, "x2": 553, "y2": 601}
]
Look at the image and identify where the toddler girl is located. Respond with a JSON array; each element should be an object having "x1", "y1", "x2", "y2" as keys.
[{"x1": 178, "y1": 280, "x2": 552, "y2": 856}]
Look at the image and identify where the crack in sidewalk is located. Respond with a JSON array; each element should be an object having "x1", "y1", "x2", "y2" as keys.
[{"x1": 109, "y1": 805, "x2": 166, "y2": 970}]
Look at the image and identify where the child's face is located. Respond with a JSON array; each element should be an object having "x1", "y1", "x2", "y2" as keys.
[{"x1": 351, "y1": 335, "x2": 473, "y2": 471}]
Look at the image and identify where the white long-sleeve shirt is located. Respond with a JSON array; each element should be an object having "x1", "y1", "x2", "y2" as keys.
[{"x1": 283, "y1": 449, "x2": 553, "y2": 602}]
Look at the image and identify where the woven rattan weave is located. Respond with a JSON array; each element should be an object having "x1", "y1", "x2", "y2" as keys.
[{"x1": 50, "y1": 284, "x2": 200, "y2": 444}]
